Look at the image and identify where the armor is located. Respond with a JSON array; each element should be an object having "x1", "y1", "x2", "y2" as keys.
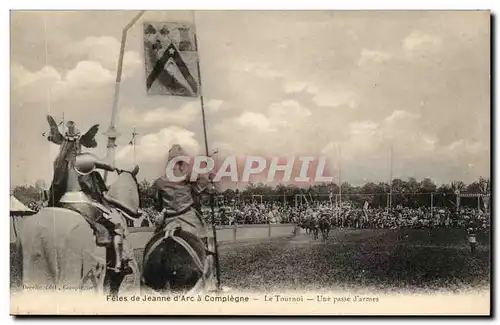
[{"x1": 45, "y1": 117, "x2": 135, "y2": 276}]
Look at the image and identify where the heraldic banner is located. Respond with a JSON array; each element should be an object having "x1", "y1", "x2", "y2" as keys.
[{"x1": 143, "y1": 22, "x2": 200, "y2": 97}]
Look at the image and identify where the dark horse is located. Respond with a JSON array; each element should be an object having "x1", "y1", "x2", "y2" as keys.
[
  {"x1": 16, "y1": 116, "x2": 141, "y2": 295},
  {"x1": 141, "y1": 224, "x2": 213, "y2": 294},
  {"x1": 305, "y1": 214, "x2": 320, "y2": 240},
  {"x1": 299, "y1": 212, "x2": 319, "y2": 240},
  {"x1": 318, "y1": 212, "x2": 331, "y2": 241}
]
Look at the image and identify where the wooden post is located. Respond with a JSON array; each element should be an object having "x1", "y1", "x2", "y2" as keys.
[
  {"x1": 103, "y1": 11, "x2": 145, "y2": 183},
  {"x1": 268, "y1": 223, "x2": 272, "y2": 237},
  {"x1": 430, "y1": 192, "x2": 434, "y2": 218},
  {"x1": 233, "y1": 223, "x2": 237, "y2": 241}
]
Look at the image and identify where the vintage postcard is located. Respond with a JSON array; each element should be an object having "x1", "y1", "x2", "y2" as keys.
[{"x1": 10, "y1": 10, "x2": 490, "y2": 315}]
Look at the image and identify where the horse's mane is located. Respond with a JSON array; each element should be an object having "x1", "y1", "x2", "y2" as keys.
[
  {"x1": 79, "y1": 171, "x2": 108, "y2": 203},
  {"x1": 48, "y1": 140, "x2": 76, "y2": 206}
]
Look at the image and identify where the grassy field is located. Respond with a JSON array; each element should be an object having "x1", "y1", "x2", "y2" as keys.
[
  {"x1": 134, "y1": 228, "x2": 490, "y2": 293},
  {"x1": 11, "y1": 227, "x2": 489, "y2": 293}
]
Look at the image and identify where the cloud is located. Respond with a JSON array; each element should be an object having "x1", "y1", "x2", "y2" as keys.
[
  {"x1": 444, "y1": 139, "x2": 489, "y2": 156},
  {"x1": 121, "y1": 101, "x2": 201, "y2": 127},
  {"x1": 231, "y1": 60, "x2": 284, "y2": 79},
  {"x1": 11, "y1": 61, "x2": 115, "y2": 103},
  {"x1": 10, "y1": 11, "x2": 490, "y2": 186},
  {"x1": 116, "y1": 126, "x2": 201, "y2": 165},
  {"x1": 403, "y1": 31, "x2": 442, "y2": 59},
  {"x1": 211, "y1": 98, "x2": 319, "y2": 158},
  {"x1": 283, "y1": 80, "x2": 319, "y2": 95},
  {"x1": 320, "y1": 110, "x2": 437, "y2": 162},
  {"x1": 284, "y1": 81, "x2": 307, "y2": 93},
  {"x1": 11, "y1": 64, "x2": 61, "y2": 89},
  {"x1": 65, "y1": 61, "x2": 114, "y2": 87},
  {"x1": 268, "y1": 99, "x2": 312, "y2": 128},
  {"x1": 205, "y1": 99, "x2": 226, "y2": 113},
  {"x1": 225, "y1": 99, "x2": 312, "y2": 134},
  {"x1": 312, "y1": 88, "x2": 357, "y2": 108},
  {"x1": 234, "y1": 111, "x2": 274, "y2": 133},
  {"x1": 357, "y1": 49, "x2": 392, "y2": 66},
  {"x1": 381, "y1": 110, "x2": 420, "y2": 137},
  {"x1": 343, "y1": 120, "x2": 381, "y2": 158},
  {"x1": 64, "y1": 36, "x2": 142, "y2": 75}
]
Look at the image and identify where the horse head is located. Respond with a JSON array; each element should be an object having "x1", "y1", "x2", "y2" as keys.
[{"x1": 46, "y1": 115, "x2": 99, "y2": 205}]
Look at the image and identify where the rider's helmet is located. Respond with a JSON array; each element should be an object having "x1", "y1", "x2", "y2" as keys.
[{"x1": 167, "y1": 144, "x2": 190, "y2": 177}]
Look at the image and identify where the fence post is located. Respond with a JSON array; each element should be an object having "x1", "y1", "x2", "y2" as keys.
[
  {"x1": 430, "y1": 192, "x2": 434, "y2": 218},
  {"x1": 233, "y1": 223, "x2": 237, "y2": 241},
  {"x1": 268, "y1": 223, "x2": 271, "y2": 237}
]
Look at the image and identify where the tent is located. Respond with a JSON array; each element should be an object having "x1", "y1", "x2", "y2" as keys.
[
  {"x1": 10, "y1": 195, "x2": 36, "y2": 242},
  {"x1": 10, "y1": 195, "x2": 36, "y2": 216}
]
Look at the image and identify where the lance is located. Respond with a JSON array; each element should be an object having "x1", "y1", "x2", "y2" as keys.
[{"x1": 194, "y1": 32, "x2": 222, "y2": 292}]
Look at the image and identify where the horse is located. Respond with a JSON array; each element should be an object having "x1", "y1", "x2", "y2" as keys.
[
  {"x1": 300, "y1": 211, "x2": 319, "y2": 240},
  {"x1": 310, "y1": 217, "x2": 320, "y2": 240},
  {"x1": 141, "y1": 222, "x2": 214, "y2": 294},
  {"x1": 296, "y1": 213, "x2": 308, "y2": 234},
  {"x1": 318, "y1": 213, "x2": 331, "y2": 241},
  {"x1": 15, "y1": 116, "x2": 141, "y2": 295}
]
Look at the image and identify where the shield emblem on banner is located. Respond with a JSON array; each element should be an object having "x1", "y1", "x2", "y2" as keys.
[{"x1": 143, "y1": 22, "x2": 200, "y2": 97}]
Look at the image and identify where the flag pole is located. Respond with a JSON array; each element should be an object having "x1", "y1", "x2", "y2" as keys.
[
  {"x1": 193, "y1": 29, "x2": 221, "y2": 292},
  {"x1": 103, "y1": 10, "x2": 145, "y2": 183},
  {"x1": 132, "y1": 127, "x2": 137, "y2": 165},
  {"x1": 338, "y1": 144, "x2": 342, "y2": 208},
  {"x1": 389, "y1": 142, "x2": 393, "y2": 211}
]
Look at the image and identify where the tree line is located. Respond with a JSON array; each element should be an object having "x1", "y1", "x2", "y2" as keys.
[{"x1": 11, "y1": 177, "x2": 490, "y2": 211}]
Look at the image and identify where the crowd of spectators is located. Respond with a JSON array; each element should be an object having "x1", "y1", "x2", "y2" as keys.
[
  {"x1": 199, "y1": 200, "x2": 490, "y2": 231},
  {"x1": 24, "y1": 196, "x2": 490, "y2": 232}
]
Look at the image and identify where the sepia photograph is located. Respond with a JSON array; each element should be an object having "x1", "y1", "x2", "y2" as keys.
[{"x1": 9, "y1": 9, "x2": 491, "y2": 315}]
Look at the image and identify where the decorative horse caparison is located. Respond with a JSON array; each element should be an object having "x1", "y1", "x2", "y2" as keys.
[{"x1": 15, "y1": 115, "x2": 141, "y2": 294}]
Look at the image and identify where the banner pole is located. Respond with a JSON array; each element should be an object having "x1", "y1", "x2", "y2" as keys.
[
  {"x1": 193, "y1": 30, "x2": 221, "y2": 292},
  {"x1": 104, "y1": 10, "x2": 145, "y2": 183}
]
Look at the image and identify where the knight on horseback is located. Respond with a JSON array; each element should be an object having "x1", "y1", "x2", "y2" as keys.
[
  {"x1": 18, "y1": 115, "x2": 141, "y2": 294},
  {"x1": 50, "y1": 120, "x2": 136, "y2": 274},
  {"x1": 141, "y1": 144, "x2": 218, "y2": 294}
]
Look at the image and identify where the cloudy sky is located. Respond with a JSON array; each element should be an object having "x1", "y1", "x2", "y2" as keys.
[{"x1": 10, "y1": 10, "x2": 490, "y2": 187}]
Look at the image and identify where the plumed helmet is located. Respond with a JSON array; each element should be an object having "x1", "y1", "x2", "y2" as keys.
[{"x1": 168, "y1": 144, "x2": 189, "y2": 161}]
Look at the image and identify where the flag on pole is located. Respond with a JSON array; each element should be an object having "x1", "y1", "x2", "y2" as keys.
[
  {"x1": 143, "y1": 22, "x2": 199, "y2": 97},
  {"x1": 128, "y1": 129, "x2": 138, "y2": 145},
  {"x1": 483, "y1": 195, "x2": 489, "y2": 212},
  {"x1": 143, "y1": 19, "x2": 221, "y2": 292}
]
